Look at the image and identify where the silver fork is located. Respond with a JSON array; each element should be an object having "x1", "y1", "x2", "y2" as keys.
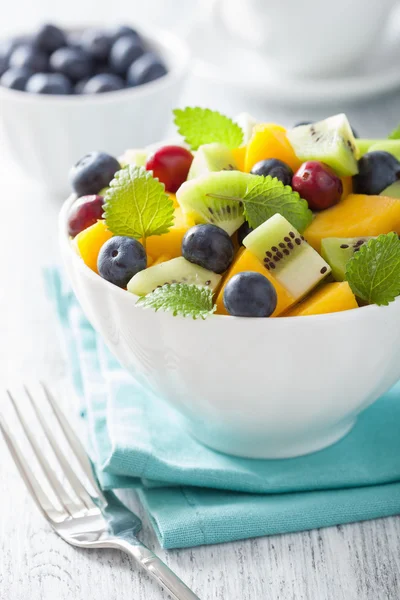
[{"x1": 0, "y1": 383, "x2": 200, "y2": 600}]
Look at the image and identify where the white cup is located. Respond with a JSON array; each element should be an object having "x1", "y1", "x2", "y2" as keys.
[{"x1": 219, "y1": 0, "x2": 396, "y2": 78}]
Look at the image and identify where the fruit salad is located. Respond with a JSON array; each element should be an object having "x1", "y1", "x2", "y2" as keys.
[
  {"x1": 67, "y1": 108, "x2": 400, "y2": 319},
  {"x1": 0, "y1": 23, "x2": 167, "y2": 94}
]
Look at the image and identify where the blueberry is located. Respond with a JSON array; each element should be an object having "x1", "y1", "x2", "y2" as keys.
[
  {"x1": 9, "y1": 44, "x2": 48, "y2": 73},
  {"x1": 0, "y1": 56, "x2": 8, "y2": 77},
  {"x1": 80, "y1": 29, "x2": 112, "y2": 61},
  {"x1": 82, "y1": 73, "x2": 125, "y2": 93},
  {"x1": 353, "y1": 151, "x2": 400, "y2": 195},
  {"x1": 109, "y1": 36, "x2": 145, "y2": 75},
  {"x1": 33, "y1": 24, "x2": 66, "y2": 53},
  {"x1": 223, "y1": 272, "x2": 277, "y2": 317},
  {"x1": 250, "y1": 158, "x2": 293, "y2": 186},
  {"x1": 0, "y1": 67, "x2": 31, "y2": 90},
  {"x1": 66, "y1": 32, "x2": 83, "y2": 51},
  {"x1": 70, "y1": 151, "x2": 121, "y2": 195},
  {"x1": 237, "y1": 221, "x2": 253, "y2": 246},
  {"x1": 50, "y1": 47, "x2": 93, "y2": 81},
  {"x1": 110, "y1": 25, "x2": 141, "y2": 43},
  {"x1": 98, "y1": 236, "x2": 147, "y2": 288},
  {"x1": 182, "y1": 224, "x2": 234, "y2": 274},
  {"x1": 74, "y1": 77, "x2": 90, "y2": 94},
  {"x1": 26, "y1": 73, "x2": 72, "y2": 94},
  {"x1": 127, "y1": 52, "x2": 167, "y2": 86}
]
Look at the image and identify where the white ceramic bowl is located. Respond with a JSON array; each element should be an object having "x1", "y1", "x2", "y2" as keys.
[
  {"x1": 60, "y1": 195, "x2": 400, "y2": 459},
  {"x1": 0, "y1": 27, "x2": 190, "y2": 197}
]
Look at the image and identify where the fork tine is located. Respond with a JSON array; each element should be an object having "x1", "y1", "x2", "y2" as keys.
[
  {"x1": 7, "y1": 390, "x2": 84, "y2": 517},
  {"x1": 41, "y1": 382, "x2": 105, "y2": 504},
  {"x1": 25, "y1": 385, "x2": 95, "y2": 511},
  {"x1": 0, "y1": 410, "x2": 67, "y2": 524}
]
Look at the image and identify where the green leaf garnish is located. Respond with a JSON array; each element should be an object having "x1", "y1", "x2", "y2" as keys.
[
  {"x1": 137, "y1": 283, "x2": 216, "y2": 319},
  {"x1": 345, "y1": 233, "x2": 400, "y2": 306},
  {"x1": 104, "y1": 166, "x2": 174, "y2": 247},
  {"x1": 173, "y1": 107, "x2": 244, "y2": 150},
  {"x1": 388, "y1": 124, "x2": 400, "y2": 140},
  {"x1": 242, "y1": 176, "x2": 313, "y2": 232}
]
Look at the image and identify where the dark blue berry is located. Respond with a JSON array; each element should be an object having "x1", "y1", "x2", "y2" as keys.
[
  {"x1": 70, "y1": 151, "x2": 121, "y2": 195},
  {"x1": 26, "y1": 73, "x2": 72, "y2": 94},
  {"x1": 74, "y1": 77, "x2": 90, "y2": 94},
  {"x1": 223, "y1": 272, "x2": 277, "y2": 317},
  {"x1": 9, "y1": 44, "x2": 48, "y2": 72},
  {"x1": 82, "y1": 73, "x2": 124, "y2": 93},
  {"x1": 50, "y1": 47, "x2": 93, "y2": 81},
  {"x1": 250, "y1": 158, "x2": 293, "y2": 185},
  {"x1": 109, "y1": 36, "x2": 145, "y2": 75},
  {"x1": 80, "y1": 29, "x2": 112, "y2": 61},
  {"x1": 66, "y1": 32, "x2": 83, "y2": 51},
  {"x1": 110, "y1": 25, "x2": 141, "y2": 43},
  {"x1": 127, "y1": 52, "x2": 167, "y2": 86},
  {"x1": 0, "y1": 67, "x2": 31, "y2": 90},
  {"x1": 98, "y1": 236, "x2": 147, "y2": 288},
  {"x1": 353, "y1": 151, "x2": 400, "y2": 195},
  {"x1": 237, "y1": 221, "x2": 253, "y2": 246},
  {"x1": 182, "y1": 224, "x2": 234, "y2": 274},
  {"x1": 33, "y1": 24, "x2": 66, "y2": 53}
]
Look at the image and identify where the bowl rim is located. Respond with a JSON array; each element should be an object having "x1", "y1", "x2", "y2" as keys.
[
  {"x1": 59, "y1": 193, "x2": 400, "y2": 323},
  {"x1": 0, "y1": 24, "x2": 191, "y2": 105}
]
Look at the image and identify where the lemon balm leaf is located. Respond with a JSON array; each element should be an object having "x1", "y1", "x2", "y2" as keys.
[
  {"x1": 173, "y1": 107, "x2": 244, "y2": 150},
  {"x1": 345, "y1": 233, "x2": 400, "y2": 306},
  {"x1": 243, "y1": 176, "x2": 313, "y2": 232},
  {"x1": 104, "y1": 165, "x2": 175, "y2": 240},
  {"x1": 137, "y1": 283, "x2": 216, "y2": 319}
]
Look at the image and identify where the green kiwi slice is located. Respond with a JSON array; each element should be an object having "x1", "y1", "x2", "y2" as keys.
[
  {"x1": 177, "y1": 171, "x2": 254, "y2": 236},
  {"x1": 287, "y1": 114, "x2": 358, "y2": 176},
  {"x1": 355, "y1": 139, "x2": 400, "y2": 161},
  {"x1": 380, "y1": 181, "x2": 400, "y2": 198},
  {"x1": 243, "y1": 213, "x2": 331, "y2": 300},
  {"x1": 128, "y1": 257, "x2": 221, "y2": 296},
  {"x1": 321, "y1": 237, "x2": 374, "y2": 281},
  {"x1": 187, "y1": 143, "x2": 238, "y2": 180}
]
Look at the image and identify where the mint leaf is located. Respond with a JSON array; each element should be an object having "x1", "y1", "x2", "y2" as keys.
[
  {"x1": 137, "y1": 283, "x2": 216, "y2": 319},
  {"x1": 243, "y1": 176, "x2": 313, "y2": 232},
  {"x1": 345, "y1": 233, "x2": 400, "y2": 305},
  {"x1": 173, "y1": 107, "x2": 243, "y2": 150},
  {"x1": 388, "y1": 124, "x2": 400, "y2": 140},
  {"x1": 104, "y1": 166, "x2": 174, "y2": 243}
]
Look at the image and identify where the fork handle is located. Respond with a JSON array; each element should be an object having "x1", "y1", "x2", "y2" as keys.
[{"x1": 111, "y1": 535, "x2": 201, "y2": 600}]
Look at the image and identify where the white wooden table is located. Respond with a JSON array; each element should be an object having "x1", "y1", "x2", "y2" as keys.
[{"x1": 1, "y1": 11, "x2": 400, "y2": 594}]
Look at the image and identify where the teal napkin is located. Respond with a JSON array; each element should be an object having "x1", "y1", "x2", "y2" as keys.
[{"x1": 45, "y1": 268, "x2": 400, "y2": 549}]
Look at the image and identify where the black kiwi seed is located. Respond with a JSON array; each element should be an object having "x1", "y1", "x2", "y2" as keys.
[
  {"x1": 289, "y1": 232, "x2": 295, "y2": 239},
  {"x1": 208, "y1": 207, "x2": 214, "y2": 214},
  {"x1": 340, "y1": 244, "x2": 349, "y2": 249},
  {"x1": 265, "y1": 264, "x2": 271, "y2": 270},
  {"x1": 287, "y1": 242, "x2": 294, "y2": 249},
  {"x1": 301, "y1": 236, "x2": 305, "y2": 241},
  {"x1": 205, "y1": 280, "x2": 211, "y2": 285},
  {"x1": 279, "y1": 242, "x2": 286, "y2": 248},
  {"x1": 295, "y1": 238, "x2": 301, "y2": 245},
  {"x1": 277, "y1": 251, "x2": 283, "y2": 258},
  {"x1": 273, "y1": 255, "x2": 280, "y2": 262},
  {"x1": 266, "y1": 251, "x2": 272, "y2": 258},
  {"x1": 271, "y1": 246, "x2": 278, "y2": 252},
  {"x1": 270, "y1": 263, "x2": 276, "y2": 269},
  {"x1": 284, "y1": 236, "x2": 290, "y2": 242},
  {"x1": 320, "y1": 267, "x2": 328, "y2": 274},
  {"x1": 226, "y1": 206, "x2": 231, "y2": 213},
  {"x1": 283, "y1": 249, "x2": 289, "y2": 255}
]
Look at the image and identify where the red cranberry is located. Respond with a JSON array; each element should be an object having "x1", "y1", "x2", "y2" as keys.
[
  {"x1": 292, "y1": 161, "x2": 343, "y2": 211},
  {"x1": 68, "y1": 195, "x2": 104, "y2": 236},
  {"x1": 145, "y1": 145, "x2": 193, "y2": 193}
]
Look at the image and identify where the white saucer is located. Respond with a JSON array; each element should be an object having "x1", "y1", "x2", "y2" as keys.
[{"x1": 188, "y1": 2, "x2": 400, "y2": 105}]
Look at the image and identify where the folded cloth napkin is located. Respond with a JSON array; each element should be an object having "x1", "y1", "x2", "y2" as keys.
[{"x1": 45, "y1": 268, "x2": 400, "y2": 549}]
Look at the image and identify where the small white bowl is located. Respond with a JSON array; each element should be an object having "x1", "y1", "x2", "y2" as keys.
[
  {"x1": 60, "y1": 194, "x2": 400, "y2": 459},
  {"x1": 0, "y1": 26, "x2": 190, "y2": 197}
]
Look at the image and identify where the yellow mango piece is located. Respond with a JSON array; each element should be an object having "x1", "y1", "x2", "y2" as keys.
[
  {"x1": 305, "y1": 194, "x2": 400, "y2": 253},
  {"x1": 244, "y1": 124, "x2": 302, "y2": 173},
  {"x1": 75, "y1": 220, "x2": 113, "y2": 273},
  {"x1": 216, "y1": 249, "x2": 295, "y2": 316},
  {"x1": 285, "y1": 282, "x2": 358, "y2": 317},
  {"x1": 232, "y1": 146, "x2": 247, "y2": 172},
  {"x1": 152, "y1": 254, "x2": 171, "y2": 266},
  {"x1": 145, "y1": 207, "x2": 194, "y2": 260},
  {"x1": 341, "y1": 176, "x2": 353, "y2": 200},
  {"x1": 169, "y1": 193, "x2": 179, "y2": 208}
]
